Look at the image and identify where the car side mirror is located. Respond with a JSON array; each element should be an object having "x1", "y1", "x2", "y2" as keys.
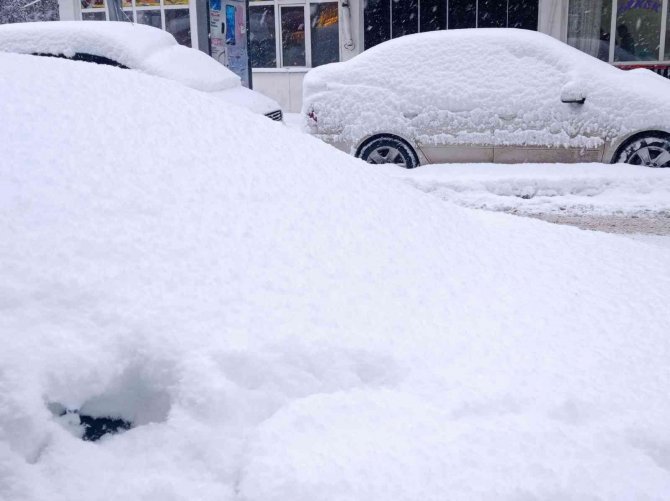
[{"x1": 560, "y1": 84, "x2": 586, "y2": 104}]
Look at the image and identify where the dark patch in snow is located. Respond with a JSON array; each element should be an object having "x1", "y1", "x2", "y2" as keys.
[
  {"x1": 49, "y1": 403, "x2": 132, "y2": 441},
  {"x1": 79, "y1": 414, "x2": 132, "y2": 441}
]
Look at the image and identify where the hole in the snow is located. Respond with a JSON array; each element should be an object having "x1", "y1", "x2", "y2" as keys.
[
  {"x1": 48, "y1": 403, "x2": 133, "y2": 441},
  {"x1": 47, "y1": 363, "x2": 173, "y2": 441},
  {"x1": 79, "y1": 414, "x2": 132, "y2": 441}
]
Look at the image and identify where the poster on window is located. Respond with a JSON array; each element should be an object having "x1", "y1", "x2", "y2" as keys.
[{"x1": 209, "y1": 0, "x2": 252, "y2": 88}]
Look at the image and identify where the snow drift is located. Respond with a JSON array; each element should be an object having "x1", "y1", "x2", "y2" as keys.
[{"x1": 2, "y1": 53, "x2": 670, "y2": 500}]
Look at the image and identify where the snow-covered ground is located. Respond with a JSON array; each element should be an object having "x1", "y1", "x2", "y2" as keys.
[
  {"x1": 3, "y1": 54, "x2": 670, "y2": 501},
  {"x1": 627, "y1": 233, "x2": 670, "y2": 248},
  {"x1": 389, "y1": 163, "x2": 670, "y2": 216},
  {"x1": 283, "y1": 111, "x2": 304, "y2": 131},
  {"x1": 389, "y1": 163, "x2": 670, "y2": 238}
]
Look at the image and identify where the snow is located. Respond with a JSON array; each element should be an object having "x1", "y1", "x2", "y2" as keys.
[
  {"x1": 283, "y1": 111, "x2": 304, "y2": 130},
  {"x1": 3, "y1": 52, "x2": 670, "y2": 500},
  {"x1": 626, "y1": 234, "x2": 670, "y2": 249},
  {"x1": 302, "y1": 28, "x2": 670, "y2": 152},
  {"x1": 0, "y1": 21, "x2": 240, "y2": 91},
  {"x1": 389, "y1": 162, "x2": 670, "y2": 216}
]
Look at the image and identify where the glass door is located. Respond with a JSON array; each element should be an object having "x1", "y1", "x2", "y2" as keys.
[{"x1": 280, "y1": 4, "x2": 307, "y2": 66}]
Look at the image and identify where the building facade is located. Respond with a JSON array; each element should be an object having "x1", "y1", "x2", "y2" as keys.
[{"x1": 53, "y1": 0, "x2": 670, "y2": 111}]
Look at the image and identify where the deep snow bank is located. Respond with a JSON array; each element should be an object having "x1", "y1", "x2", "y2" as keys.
[{"x1": 2, "y1": 53, "x2": 670, "y2": 500}]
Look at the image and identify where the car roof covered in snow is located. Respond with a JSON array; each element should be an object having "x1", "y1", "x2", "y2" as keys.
[
  {"x1": 0, "y1": 21, "x2": 239, "y2": 92},
  {"x1": 304, "y1": 28, "x2": 670, "y2": 102},
  {"x1": 305, "y1": 28, "x2": 618, "y2": 90}
]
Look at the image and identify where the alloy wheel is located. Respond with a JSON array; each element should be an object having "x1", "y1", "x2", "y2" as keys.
[
  {"x1": 366, "y1": 146, "x2": 407, "y2": 167},
  {"x1": 628, "y1": 144, "x2": 670, "y2": 167}
]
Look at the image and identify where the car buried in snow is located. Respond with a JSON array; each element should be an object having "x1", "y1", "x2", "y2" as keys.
[
  {"x1": 302, "y1": 28, "x2": 670, "y2": 169},
  {"x1": 0, "y1": 21, "x2": 284, "y2": 122}
]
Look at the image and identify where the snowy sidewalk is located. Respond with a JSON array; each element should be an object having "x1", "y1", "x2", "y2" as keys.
[
  {"x1": 387, "y1": 163, "x2": 670, "y2": 239},
  {"x1": 388, "y1": 163, "x2": 670, "y2": 217}
]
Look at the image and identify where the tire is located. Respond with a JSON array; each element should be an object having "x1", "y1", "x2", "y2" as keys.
[
  {"x1": 616, "y1": 135, "x2": 670, "y2": 168},
  {"x1": 357, "y1": 135, "x2": 419, "y2": 169}
]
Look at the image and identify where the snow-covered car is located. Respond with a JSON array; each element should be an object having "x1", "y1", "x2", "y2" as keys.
[
  {"x1": 0, "y1": 21, "x2": 283, "y2": 121},
  {"x1": 303, "y1": 29, "x2": 670, "y2": 168}
]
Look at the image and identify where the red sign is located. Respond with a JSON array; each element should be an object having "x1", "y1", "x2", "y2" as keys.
[{"x1": 616, "y1": 64, "x2": 670, "y2": 79}]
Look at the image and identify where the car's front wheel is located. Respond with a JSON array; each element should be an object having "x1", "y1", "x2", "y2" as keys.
[
  {"x1": 357, "y1": 135, "x2": 419, "y2": 169},
  {"x1": 617, "y1": 135, "x2": 670, "y2": 167}
]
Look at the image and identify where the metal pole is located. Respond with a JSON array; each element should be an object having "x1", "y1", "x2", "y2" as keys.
[{"x1": 107, "y1": 0, "x2": 123, "y2": 21}]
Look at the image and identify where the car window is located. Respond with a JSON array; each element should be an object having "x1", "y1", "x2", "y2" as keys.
[{"x1": 31, "y1": 52, "x2": 128, "y2": 69}]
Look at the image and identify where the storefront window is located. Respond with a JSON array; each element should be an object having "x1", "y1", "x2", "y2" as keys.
[
  {"x1": 80, "y1": 0, "x2": 193, "y2": 47},
  {"x1": 419, "y1": 0, "x2": 446, "y2": 32},
  {"x1": 478, "y1": 0, "x2": 507, "y2": 28},
  {"x1": 281, "y1": 6, "x2": 306, "y2": 66},
  {"x1": 569, "y1": 0, "x2": 668, "y2": 63},
  {"x1": 82, "y1": 11, "x2": 106, "y2": 20},
  {"x1": 448, "y1": 0, "x2": 476, "y2": 28},
  {"x1": 137, "y1": 9, "x2": 161, "y2": 27},
  {"x1": 392, "y1": 0, "x2": 419, "y2": 38},
  {"x1": 250, "y1": 5, "x2": 276, "y2": 68},
  {"x1": 364, "y1": 0, "x2": 538, "y2": 49},
  {"x1": 249, "y1": 0, "x2": 340, "y2": 68},
  {"x1": 165, "y1": 8, "x2": 191, "y2": 46},
  {"x1": 614, "y1": 0, "x2": 662, "y2": 61},
  {"x1": 81, "y1": 0, "x2": 105, "y2": 8},
  {"x1": 508, "y1": 0, "x2": 539, "y2": 29},
  {"x1": 310, "y1": 3, "x2": 339, "y2": 66},
  {"x1": 81, "y1": 0, "x2": 106, "y2": 19},
  {"x1": 363, "y1": 0, "x2": 390, "y2": 49},
  {"x1": 567, "y1": 0, "x2": 611, "y2": 61}
]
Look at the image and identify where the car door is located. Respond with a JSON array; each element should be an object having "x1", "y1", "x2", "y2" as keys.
[
  {"x1": 410, "y1": 77, "x2": 497, "y2": 164},
  {"x1": 417, "y1": 140, "x2": 494, "y2": 163},
  {"x1": 489, "y1": 53, "x2": 604, "y2": 163},
  {"x1": 414, "y1": 103, "x2": 493, "y2": 163}
]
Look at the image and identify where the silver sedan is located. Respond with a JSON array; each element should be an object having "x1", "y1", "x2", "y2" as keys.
[{"x1": 302, "y1": 29, "x2": 670, "y2": 168}]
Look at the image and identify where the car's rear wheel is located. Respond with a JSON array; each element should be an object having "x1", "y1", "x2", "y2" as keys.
[
  {"x1": 357, "y1": 135, "x2": 419, "y2": 169},
  {"x1": 616, "y1": 135, "x2": 670, "y2": 168}
]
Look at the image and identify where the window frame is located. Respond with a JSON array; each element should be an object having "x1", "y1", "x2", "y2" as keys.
[
  {"x1": 250, "y1": 0, "x2": 341, "y2": 70},
  {"x1": 361, "y1": 0, "x2": 539, "y2": 51},
  {"x1": 76, "y1": 0, "x2": 198, "y2": 47},
  {"x1": 575, "y1": 0, "x2": 670, "y2": 65}
]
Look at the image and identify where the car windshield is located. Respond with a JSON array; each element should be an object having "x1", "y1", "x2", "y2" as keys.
[{"x1": 31, "y1": 52, "x2": 128, "y2": 69}]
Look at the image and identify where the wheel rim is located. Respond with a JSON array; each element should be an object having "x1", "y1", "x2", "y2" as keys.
[
  {"x1": 366, "y1": 146, "x2": 407, "y2": 167},
  {"x1": 629, "y1": 144, "x2": 670, "y2": 167}
]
